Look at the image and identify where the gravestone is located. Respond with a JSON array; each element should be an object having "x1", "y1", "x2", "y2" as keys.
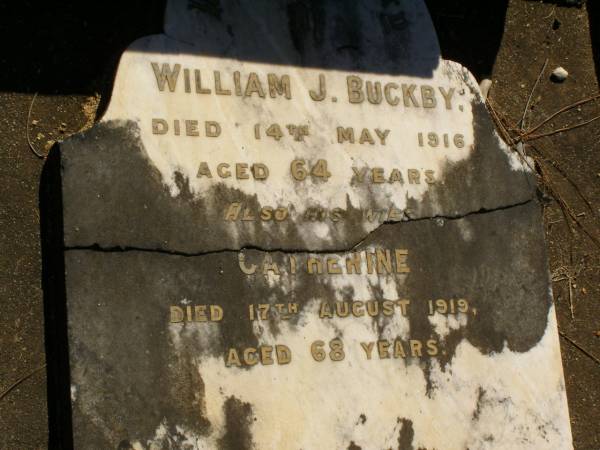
[{"x1": 58, "y1": 0, "x2": 573, "y2": 448}]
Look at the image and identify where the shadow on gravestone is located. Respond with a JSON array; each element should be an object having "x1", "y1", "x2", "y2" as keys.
[
  {"x1": 43, "y1": 0, "x2": 573, "y2": 449},
  {"x1": 40, "y1": 148, "x2": 73, "y2": 450}
]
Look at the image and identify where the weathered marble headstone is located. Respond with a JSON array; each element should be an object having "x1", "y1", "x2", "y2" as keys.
[{"x1": 58, "y1": 0, "x2": 573, "y2": 448}]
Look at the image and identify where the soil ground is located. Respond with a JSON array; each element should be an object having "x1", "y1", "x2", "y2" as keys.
[{"x1": 0, "y1": 1, "x2": 598, "y2": 449}]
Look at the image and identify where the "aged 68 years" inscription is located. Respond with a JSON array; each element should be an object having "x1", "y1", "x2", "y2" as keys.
[{"x1": 57, "y1": 0, "x2": 572, "y2": 448}]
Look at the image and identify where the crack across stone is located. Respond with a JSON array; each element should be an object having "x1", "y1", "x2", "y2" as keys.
[{"x1": 63, "y1": 197, "x2": 536, "y2": 257}]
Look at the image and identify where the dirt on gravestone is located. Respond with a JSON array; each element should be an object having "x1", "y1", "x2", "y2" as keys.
[{"x1": 0, "y1": 1, "x2": 598, "y2": 449}]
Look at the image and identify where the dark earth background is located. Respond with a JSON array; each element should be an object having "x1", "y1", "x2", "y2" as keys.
[{"x1": 0, "y1": 0, "x2": 599, "y2": 448}]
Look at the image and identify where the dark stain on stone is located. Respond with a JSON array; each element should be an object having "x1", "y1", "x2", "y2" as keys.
[
  {"x1": 407, "y1": 98, "x2": 535, "y2": 220},
  {"x1": 61, "y1": 99, "x2": 536, "y2": 254},
  {"x1": 63, "y1": 197, "x2": 552, "y2": 446},
  {"x1": 218, "y1": 396, "x2": 254, "y2": 450},
  {"x1": 60, "y1": 120, "x2": 373, "y2": 253},
  {"x1": 397, "y1": 418, "x2": 415, "y2": 450},
  {"x1": 472, "y1": 386, "x2": 486, "y2": 421},
  {"x1": 348, "y1": 441, "x2": 362, "y2": 450},
  {"x1": 359, "y1": 413, "x2": 367, "y2": 424}
]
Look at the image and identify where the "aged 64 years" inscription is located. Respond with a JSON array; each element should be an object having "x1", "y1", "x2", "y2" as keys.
[{"x1": 57, "y1": 0, "x2": 572, "y2": 448}]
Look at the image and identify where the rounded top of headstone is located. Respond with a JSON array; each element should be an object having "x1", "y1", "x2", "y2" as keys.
[{"x1": 164, "y1": 0, "x2": 440, "y2": 76}]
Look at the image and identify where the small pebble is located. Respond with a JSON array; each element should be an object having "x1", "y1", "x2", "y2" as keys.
[{"x1": 551, "y1": 67, "x2": 568, "y2": 83}]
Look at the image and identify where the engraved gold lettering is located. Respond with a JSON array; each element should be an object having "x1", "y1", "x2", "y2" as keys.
[
  {"x1": 196, "y1": 162, "x2": 213, "y2": 178},
  {"x1": 262, "y1": 256, "x2": 280, "y2": 275},
  {"x1": 210, "y1": 305, "x2": 223, "y2": 321},
  {"x1": 347, "y1": 75, "x2": 364, "y2": 103},
  {"x1": 186, "y1": 119, "x2": 199, "y2": 136},
  {"x1": 327, "y1": 257, "x2": 342, "y2": 274},
  {"x1": 276, "y1": 345, "x2": 292, "y2": 364},
  {"x1": 329, "y1": 339, "x2": 345, "y2": 361},
  {"x1": 217, "y1": 163, "x2": 231, "y2": 178},
  {"x1": 238, "y1": 253, "x2": 257, "y2": 274},
  {"x1": 352, "y1": 167, "x2": 367, "y2": 183},
  {"x1": 394, "y1": 340, "x2": 406, "y2": 358},
  {"x1": 184, "y1": 68, "x2": 191, "y2": 93},
  {"x1": 384, "y1": 82, "x2": 399, "y2": 105},
  {"x1": 366, "y1": 81, "x2": 382, "y2": 104},
  {"x1": 366, "y1": 300, "x2": 379, "y2": 317},
  {"x1": 438, "y1": 86, "x2": 455, "y2": 109},
  {"x1": 194, "y1": 305, "x2": 207, "y2": 322},
  {"x1": 377, "y1": 340, "x2": 390, "y2": 359},
  {"x1": 375, "y1": 129, "x2": 390, "y2": 145},
  {"x1": 359, "y1": 128, "x2": 375, "y2": 145},
  {"x1": 394, "y1": 249, "x2": 410, "y2": 273},
  {"x1": 376, "y1": 248, "x2": 392, "y2": 273},
  {"x1": 382, "y1": 300, "x2": 395, "y2": 316},
  {"x1": 309, "y1": 73, "x2": 327, "y2": 101},
  {"x1": 408, "y1": 169, "x2": 420, "y2": 184},
  {"x1": 425, "y1": 169, "x2": 435, "y2": 184},
  {"x1": 152, "y1": 118, "x2": 168, "y2": 135},
  {"x1": 233, "y1": 71, "x2": 242, "y2": 96},
  {"x1": 396, "y1": 299, "x2": 410, "y2": 315},
  {"x1": 410, "y1": 340, "x2": 423, "y2": 357},
  {"x1": 260, "y1": 206, "x2": 273, "y2": 221},
  {"x1": 421, "y1": 85, "x2": 437, "y2": 108},
  {"x1": 361, "y1": 342, "x2": 375, "y2": 359},
  {"x1": 195, "y1": 69, "x2": 211, "y2": 94},
  {"x1": 335, "y1": 301, "x2": 350, "y2": 318},
  {"x1": 242, "y1": 208, "x2": 255, "y2": 221},
  {"x1": 319, "y1": 302, "x2": 333, "y2": 319},
  {"x1": 427, "y1": 340, "x2": 439, "y2": 356},
  {"x1": 267, "y1": 73, "x2": 291, "y2": 99},
  {"x1": 337, "y1": 127, "x2": 355, "y2": 143},
  {"x1": 236, "y1": 163, "x2": 249, "y2": 179},
  {"x1": 346, "y1": 252, "x2": 362, "y2": 274},
  {"x1": 372, "y1": 168, "x2": 385, "y2": 183},
  {"x1": 214, "y1": 71, "x2": 231, "y2": 95},
  {"x1": 243, "y1": 347, "x2": 258, "y2": 365},
  {"x1": 225, "y1": 202, "x2": 242, "y2": 221},
  {"x1": 226, "y1": 348, "x2": 242, "y2": 367},
  {"x1": 205, "y1": 121, "x2": 221, "y2": 137},
  {"x1": 260, "y1": 346, "x2": 274, "y2": 365},
  {"x1": 151, "y1": 62, "x2": 180, "y2": 92},
  {"x1": 307, "y1": 257, "x2": 323, "y2": 274},
  {"x1": 402, "y1": 84, "x2": 419, "y2": 107},
  {"x1": 366, "y1": 252, "x2": 376, "y2": 274},
  {"x1": 170, "y1": 306, "x2": 184, "y2": 323},
  {"x1": 352, "y1": 301, "x2": 365, "y2": 317},
  {"x1": 245, "y1": 72, "x2": 266, "y2": 98},
  {"x1": 252, "y1": 163, "x2": 269, "y2": 180}
]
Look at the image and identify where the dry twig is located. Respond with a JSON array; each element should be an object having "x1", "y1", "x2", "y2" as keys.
[
  {"x1": 526, "y1": 114, "x2": 600, "y2": 141},
  {"x1": 521, "y1": 93, "x2": 600, "y2": 138},
  {"x1": 559, "y1": 332, "x2": 600, "y2": 367},
  {"x1": 519, "y1": 58, "x2": 548, "y2": 130},
  {"x1": 0, "y1": 364, "x2": 46, "y2": 401},
  {"x1": 26, "y1": 93, "x2": 46, "y2": 159}
]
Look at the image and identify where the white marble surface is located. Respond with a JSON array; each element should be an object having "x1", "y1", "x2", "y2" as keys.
[{"x1": 74, "y1": 1, "x2": 574, "y2": 448}]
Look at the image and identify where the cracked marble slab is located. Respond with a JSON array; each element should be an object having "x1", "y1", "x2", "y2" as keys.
[{"x1": 57, "y1": 0, "x2": 572, "y2": 449}]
